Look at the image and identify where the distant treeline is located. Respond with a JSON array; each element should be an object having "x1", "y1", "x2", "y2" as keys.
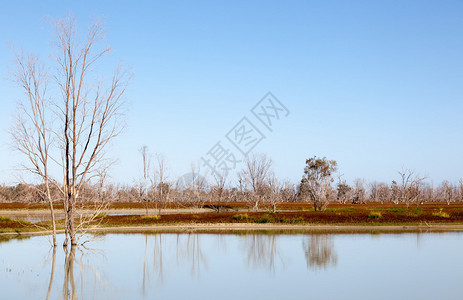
[{"x1": 1, "y1": 175, "x2": 462, "y2": 207}]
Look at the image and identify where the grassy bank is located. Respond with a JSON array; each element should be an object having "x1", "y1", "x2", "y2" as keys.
[{"x1": 1, "y1": 202, "x2": 463, "y2": 234}]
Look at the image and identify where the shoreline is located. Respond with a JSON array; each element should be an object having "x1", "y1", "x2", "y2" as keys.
[{"x1": 2, "y1": 223, "x2": 463, "y2": 237}]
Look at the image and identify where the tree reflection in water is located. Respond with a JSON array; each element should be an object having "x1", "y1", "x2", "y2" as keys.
[
  {"x1": 244, "y1": 234, "x2": 280, "y2": 272},
  {"x1": 141, "y1": 233, "x2": 208, "y2": 293},
  {"x1": 176, "y1": 233, "x2": 208, "y2": 278},
  {"x1": 46, "y1": 247, "x2": 56, "y2": 300},
  {"x1": 62, "y1": 246, "x2": 77, "y2": 299},
  {"x1": 41, "y1": 233, "x2": 337, "y2": 298},
  {"x1": 142, "y1": 234, "x2": 164, "y2": 295},
  {"x1": 303, "y1": 234, "x2": 337, "y2": 270},
  {"x1": 44, "y1": 243, "x2": 107, "y2": 300}
]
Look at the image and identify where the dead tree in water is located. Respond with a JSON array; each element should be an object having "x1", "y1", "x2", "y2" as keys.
[{"x1": 12, "y1": 15, "x2": 129, "y2": 246}]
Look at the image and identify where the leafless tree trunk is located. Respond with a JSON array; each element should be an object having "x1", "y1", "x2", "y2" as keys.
[
  {"x1": 139, "y1": 146, "x2": 151, "y2": 214},
  {"x1": 154, "y1": 153, "x2": 168, "y2": 214}
]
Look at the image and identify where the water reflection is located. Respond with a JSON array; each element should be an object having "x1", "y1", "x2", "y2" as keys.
[
  {"x1": 244, "y1": 234, "x2": 279, "y2": 272},
  {"x1": 43, "y1": 243, "x2": 107, "y2": 299},
  {"x1": 303, "y1": 234, "x2": 337, "y2": 269},
  {"x1": 142, "y1": 234, "x2": 164, "y2": 295},
  {"x1": 139, "y1": 233, "x2": 210, "y2": 296},
  {"x1": 3, "y1": 232, "x2": 462, "y2": 299},
  {"x1": 62, "y1": 246, "x2": 77, "y2": 299}
]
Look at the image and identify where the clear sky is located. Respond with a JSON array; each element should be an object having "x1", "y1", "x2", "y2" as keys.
[{"x1": 0, "y1": 0, "x2": 462, "y2": 186}]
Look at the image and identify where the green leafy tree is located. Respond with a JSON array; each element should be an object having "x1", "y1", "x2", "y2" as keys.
[{"x1": 300, "y1": 156, "x2": 337, "y2": 211}]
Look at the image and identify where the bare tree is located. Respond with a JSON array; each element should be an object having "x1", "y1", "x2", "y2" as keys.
[
  {"x1": 368, "y1": 181, "x2": 378, "y2": 202},
  {"x1": 439, "y1": 180, "x2": 457, "y2": 205},
  {"x1": 187, "y1": 162, "x2": 208, "y2": 208},
  {"x1": 11, "y1": 53, "x2": 58, "y2": 246},
  {"x1": 336, "y1": 178, "x2": 352, "y2": 204},
  {"x1": 266, "y1": 175, "x2": 280, "y2": 212},
  {"x1": 377, "y1": 182, "x2": 391, "y2": 204},
  {"x1": 352, "y1": 178, "x2": 366, "y2": 204},
  {"x1": 153, "y1": 153, "x2": 169, "y2": 214},
  {"x1": 57, "y1": 16, "x2": 129, "y2": 246},
  {"x1": 212, "y1": 169, "x2": 228, "y2": 213},
  {"x1": 12, "y1": 16, "x2": 129, "y2": 246},
  {"x1": 139, "y1": 146, "x2": 151, "y2": 214},
  {"x1": 238, "y1": 153, "x2": 273, "y2": 210},
  {"x1": 459, "y1": 179, "x2": 463, "y2": 202},
  {"x1": 280, "y1": 181, "x2": 297, "y2": 202},
  {"x1": 397, "y1": 168, "x2": 426, "y2": 208}
]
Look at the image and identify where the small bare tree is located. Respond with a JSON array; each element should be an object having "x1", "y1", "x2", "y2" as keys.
[
  {"x1": 397, "y1": 168, "x2": 426, "y2": 208},
  {"x1": 439, "y1": 180, "x2": 457, "y2": 205},
  {"x1": 139, "y1": 146, "x2": 151, "y2": 214},
  {"x1": 153, "y1": 153, "x2": 169, "y2": 214},
  {"x1": 352, "y1": 178, "x2": 366, "y2": 204},
  {"x1": 336, "y1": 178, "x2": 352, "y2": 204},
  {"x1": 377, "y1": 182, "x2": 391, "y2": 204},
  {"x1": 459, "y1": 179, "x2": 463, "y2": 202},
  {"x1": 212, "y1": 169, "x2": 228, "y2": 213},
  {"x1": 11, "y1": 53, "x2": 57, "y2": 246},
  {"x1": 238, "y1": 153, "x2": 273, "y2": 210},
  {"x1": 266, "y1": 175, "x2": 280, "y2": 212},
  {"x1": 187, "y1": 162, "x2": 208, "y2": 208}
]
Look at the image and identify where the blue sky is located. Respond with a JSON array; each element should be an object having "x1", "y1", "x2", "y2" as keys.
[{"x1": 0, "y1": 0, "x2": 462, "y2": 186}]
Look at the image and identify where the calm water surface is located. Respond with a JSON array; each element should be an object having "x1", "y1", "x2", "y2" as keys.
[{"x1": 0, "y1": 231, "x2": 462, "y2": 299}]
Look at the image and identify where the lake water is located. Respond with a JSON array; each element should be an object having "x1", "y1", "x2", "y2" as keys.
[{"x1": 0, "y1": 231, "x2": 462, "y2": 299}]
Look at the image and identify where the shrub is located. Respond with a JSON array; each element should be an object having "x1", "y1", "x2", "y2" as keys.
[
  {"x1": 0, "y1": 216, "x2": 12, "y2": 222},
  {"x1": 233, "y1": 214, "x2": 249, "y2": 221},
  {"x1": 141, "y1": 215, "x2": 161, "y2": 221},
  {"x1": 388, "y1": 208, "x2": 405, "y2": 213},
  {"x1": 412, "y1": 207, "x2": 422, "y2": 215},
  {"x1": 432, "y1": 209, "x2": 450, "y2": 219},
  {"x1": 255, "y1": 215, "x2": 272, "y2": 223},
  {"x1": 406, "y1": 207, "x2": 423, "y2": 217},
  {"x1": 281, "y1": 217, "x2": 305, "y2": 224},
  {"x1": 368, "y1": 211, "x2": 382, "y2": 219}
]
